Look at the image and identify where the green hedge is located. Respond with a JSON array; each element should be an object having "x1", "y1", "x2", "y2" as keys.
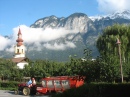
[
  {"x1": 0, "y1": 81, "x2": 19, "y2": 90},
  {"x1": 52, "y1": 83, "x2": 130, "y2": 97}
]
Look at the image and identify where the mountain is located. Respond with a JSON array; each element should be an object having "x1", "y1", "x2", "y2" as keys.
[
  {"x1": 1, "y1": 10, "x2": 130, "y2": 62},
  {"x1": 29, "y1": 13, "x2": 97, "y2": 61}
]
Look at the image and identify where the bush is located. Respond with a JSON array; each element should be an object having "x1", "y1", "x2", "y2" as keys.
[
  {"x1": 52, "y1": 83, "x2": 130, "y2": 97},
  {"x1": 0, "y1": 81, "x2": 19, "y2": 90}
]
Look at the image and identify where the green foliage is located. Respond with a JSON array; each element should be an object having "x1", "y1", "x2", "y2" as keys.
[
  {"x1": 97, "y1": 24, "x2": 130, "y2": 81},
  {"x1": 83, "y1": 48, "x2": 92, "y2": 60},
  {"x1": 0, "y1": 58, "x2": 23, "y2": 81},
  {"x1": 52, "y1": 83, "x2": 130, "y2": 97},
  {"x1": 0, "y1": 81, "x2": 19, "y2": 90}
]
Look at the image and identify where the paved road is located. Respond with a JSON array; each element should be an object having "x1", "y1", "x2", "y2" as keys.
[{"x1": 0, "y1": 90, "x2": 50, "y2": 97}]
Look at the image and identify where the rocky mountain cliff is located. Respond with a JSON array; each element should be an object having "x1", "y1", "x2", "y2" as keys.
[{"x1": 1, "y1": 10, "x2": 130, "y2": 62}]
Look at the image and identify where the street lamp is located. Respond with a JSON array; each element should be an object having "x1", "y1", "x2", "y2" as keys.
[{"x1": 116, "y1": 38, "x2": 123, "y2": 83}]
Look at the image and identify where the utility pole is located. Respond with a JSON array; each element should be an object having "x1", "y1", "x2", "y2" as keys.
[{"x1": 116, "y1": 38, "x2": 123, "y2": 83}]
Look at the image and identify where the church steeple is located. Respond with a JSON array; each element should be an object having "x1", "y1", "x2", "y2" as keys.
[
  {"x1": 16, "y1": 28, "x2": 23, "y2": 46},
  {"x1": 12, "y1": 27, "x2": 28, "y2": 69},
  {"x1": 14, "y1": 28, "x2": 25, "y2": 58}
]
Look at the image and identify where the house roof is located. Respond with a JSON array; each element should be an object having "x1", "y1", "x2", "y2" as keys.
[{"x1": 12, "y1": 57, "x2": 28, "y2": 63}]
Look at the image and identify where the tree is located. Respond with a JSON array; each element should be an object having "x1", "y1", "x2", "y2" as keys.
[
  {"x1": 96, "y1": 24, "x2": 130, "y2": 81},
  {"x1": 83, "y1": 48, "x2": 92, "y2": 60}
]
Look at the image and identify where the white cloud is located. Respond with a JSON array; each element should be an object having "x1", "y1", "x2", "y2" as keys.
[
  {"x1": 0, "y1": 35, "x2": 12, "y2": 51},
  {"x1": 13, "y1": 25, "x2": 78, "y2": 43},
  {"x1": 5, "y1": 45, "x2": 14, "y2": 52},
  {"x1": 44, "y1": 42, "x2": 76, "y2": 50},
  {"x1": 0, "y1": 25, "x2": 77, "y2": 51},
  {"x1": 97, "y1": 0, "x2": 130, "y2": 14}
]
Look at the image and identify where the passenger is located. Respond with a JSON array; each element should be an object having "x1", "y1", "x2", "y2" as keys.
[
  {"x1": 32, "y1": 77, "x2": 36, "y2": 85},
  {"x1": 26, "y1": 78, "x2": 32, "y2": 87},
  {"x1": 27, "y1": 77, "x2": 36, "y2": 87}
]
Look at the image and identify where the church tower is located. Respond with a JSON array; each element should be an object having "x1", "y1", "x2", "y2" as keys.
[
  {"x1": 14, "y1": 28, "x2": 25, "y2": 58},
  {"x1": 12, "y1": 28, "x2": 28, "y2": 69}
]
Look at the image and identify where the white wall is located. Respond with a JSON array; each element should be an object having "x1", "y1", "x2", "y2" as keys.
[{"x1": 17, "y1": 62, "x2": 28, "y2": 69}]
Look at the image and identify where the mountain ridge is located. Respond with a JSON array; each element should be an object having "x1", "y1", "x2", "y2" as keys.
[{"x1": 1, "y1": 10, "x2": 130, "y2": 62}]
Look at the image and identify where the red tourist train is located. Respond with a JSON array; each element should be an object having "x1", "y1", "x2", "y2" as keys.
[{"x1": 15, "y1": 75, "x2": 85, "y2": 96}]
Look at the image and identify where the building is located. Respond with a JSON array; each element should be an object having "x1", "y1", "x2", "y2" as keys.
[{"x1": 12, "y1": 28, "x2": 28, "y2": 69}]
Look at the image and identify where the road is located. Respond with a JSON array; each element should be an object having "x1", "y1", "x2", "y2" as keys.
[{"x1": 0, "y1": 90, "x2": 50, "y2": 97}]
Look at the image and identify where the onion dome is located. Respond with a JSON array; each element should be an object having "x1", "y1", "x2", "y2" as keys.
[{"x1": 16, "y1": 28, "x2": 24, "y2": 46}]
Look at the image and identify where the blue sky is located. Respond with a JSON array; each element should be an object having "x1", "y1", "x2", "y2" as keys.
[
  {"x1": 1, "y1": 0, "x2": 130, "y2": 36},
  {"x1": 0, "y1": 0, "x2": 98, "y2": 36},
  {"x1": 0, "y1": 0, "x2": 130, "y2": 52}
]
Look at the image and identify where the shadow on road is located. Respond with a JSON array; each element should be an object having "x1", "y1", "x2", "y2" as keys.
[
  {"x1": 7, "y1": 90, "x2": 23, "y2": 95},
  {"x1": 6, "y1": 90, "x2": 50, "y2": 97}
]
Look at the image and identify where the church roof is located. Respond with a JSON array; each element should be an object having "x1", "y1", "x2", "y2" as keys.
[
  {"x1": 18, "y1": 28, "x2": 22, "y2": 35},
  {"x1": 12, "y1": 57, "x2": 28, "y2": 63},
  {"x1": 16, "y1": 28, "x2": 24, "y2": 46}
]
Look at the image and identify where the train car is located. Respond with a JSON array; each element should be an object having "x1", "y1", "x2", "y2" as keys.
[{"x1": 36, "y1": 75, "x2": 85, "y2": 95}]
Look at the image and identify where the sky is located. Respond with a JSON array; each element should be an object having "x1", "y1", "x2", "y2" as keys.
[{"x1": 0, "y1": 0, "x2": 130, "y2": 52}]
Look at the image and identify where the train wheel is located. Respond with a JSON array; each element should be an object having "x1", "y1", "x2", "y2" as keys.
[
  {"x1": 36, "y1": 92, "x2": 41, "y2": 96},
  {"x1": 14, "y1": 90, "x2": 19, "y2": 95},
  {"x1": 23, "y1": 87, "x2": 30, "y2": 96}
]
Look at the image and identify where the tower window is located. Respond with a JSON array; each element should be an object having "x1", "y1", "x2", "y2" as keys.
[{"x1": 17, "y1": 49, "x2": 19, "y2": 53}]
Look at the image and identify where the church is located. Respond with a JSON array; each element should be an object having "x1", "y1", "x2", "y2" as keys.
[{"x1": 12, "y1": 28, "x2": 28, "y2": 69}]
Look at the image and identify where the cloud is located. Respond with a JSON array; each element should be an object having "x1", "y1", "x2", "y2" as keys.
[
  {"x1": 5, "y1": 45, "x2": 15, "y2": 52},
  {"x1": 43, "y1": 42, "x2": 76, "y2": 50},
  {"x1": 0, "y1": 35, "x2": 12, "y2": 51},
  {"x1": 13, "y1": 25, "x2": 78, "y2": 43},
  {"x1": 97, "y1": 0, "x2": 130, "y2": 14},
  {"x1": 0, "y1": 25, "x2": 77, "y2": 52}
]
